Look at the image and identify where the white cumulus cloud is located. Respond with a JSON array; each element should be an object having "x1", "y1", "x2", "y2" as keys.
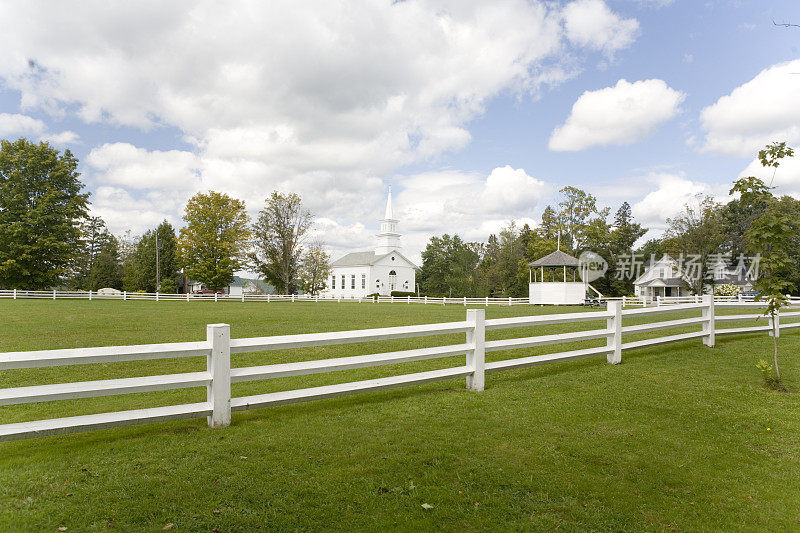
[
  {"x1": 86, "y1": 143, "x2": 202, "y2": 191},
  {"x1": 699, "y1": 59, "x2": 800, "y2": 157},
  {"x1": 630, "y1": 173, "x2": 724, "y2": 232},
  {"x1": 0, "y1": 112, "x2": 46, "y2": 136},
  {"x1": 0, "y1": 0, "x2": 642, "y2": 259},
  {"x1": 549, "y1": 78, "x2": 685, "y2": 151},
  {"x1": 562, "y1": 0, "x2": 640, "y2": 56}
]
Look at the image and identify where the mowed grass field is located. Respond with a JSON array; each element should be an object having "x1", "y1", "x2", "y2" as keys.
[{"x1": 2, "y1": 300, "x2": 800, "y2": 532}]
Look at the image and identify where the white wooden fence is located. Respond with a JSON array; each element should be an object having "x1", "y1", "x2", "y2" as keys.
[
  {"x1": 0, "y1": 289, "x2": 650, "y2": 307},
  {"x1": 658, "y1": 294, "x2": 800, "y2": 306},
  {"x1": 2, "y1": 296, "x2": 798, "y2": 441}
]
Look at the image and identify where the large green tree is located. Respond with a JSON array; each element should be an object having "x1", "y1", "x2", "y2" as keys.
[
  {"x1": 87, "y1": 234, "x2": 123, "y2": 290},
  {"x1": 0, "y1": 138, "x2": 89, "y2": 289},
  {"x1": 178, "y1": 192, "x2": 251, "y2": 291},
  {"x1": 250, "y1": 191, "x2": 313, "y2": 294},
  {"x1": 70, "y1": 216, "x2": 117, "y2": 289},
  {"x1": 418, "y1": 234, "x2": 482, "y2": 297},
  {"x1": 298, "y1": 242, "x2": 332, "y2": 295},
  {"x1": 662, "y1": 195, "x2": 725, "y2": 295}
]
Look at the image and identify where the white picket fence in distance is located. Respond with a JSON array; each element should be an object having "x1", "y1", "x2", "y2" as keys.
[
  {"x1": 0, "y1": 289, "x2": 649, "y2": 307},
  {"x1": 2, "y1": 295, "x2": 799, "y2": 442}
]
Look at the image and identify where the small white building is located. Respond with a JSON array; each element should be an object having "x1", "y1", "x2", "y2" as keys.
[
  {"x1": 528, "y1": 249, "x2": 588, "y2": 305},
  {"x1": 325, "y1": 189, "x2": 417, "y2": 298},
  {"x1": 633, "y1": 256, "x2": 690, "y2": 300}
]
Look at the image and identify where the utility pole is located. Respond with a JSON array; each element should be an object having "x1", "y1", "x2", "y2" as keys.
[{"x1": 155, "y1": 232, "x2": 160, "y2": 292}]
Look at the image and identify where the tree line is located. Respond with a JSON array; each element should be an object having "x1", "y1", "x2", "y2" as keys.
[
  {"x1": 0, "y1": 138, "x2": 330, "y2": 294},
  {"x1": 418, "y1": 142, "x2": 799, "y2": 299},
  {"x1": 2, "y1": 136, "x2": 797, "y2": 300}
]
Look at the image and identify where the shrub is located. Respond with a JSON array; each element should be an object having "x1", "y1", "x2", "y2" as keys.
[
  {"x1": 756, "y1": 359, "x2": 786, "y2": 391},
  {"x1": 715, "y1": 283, "x2": 741, "y2": 296},
  {"x1": 390, "y1": 291, "x2": 416, "y2": 297}
]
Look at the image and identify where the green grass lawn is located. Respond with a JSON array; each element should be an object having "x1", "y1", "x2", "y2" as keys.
[{"x1": 2, "y1": 300, "x2": 800, "y2": 532}]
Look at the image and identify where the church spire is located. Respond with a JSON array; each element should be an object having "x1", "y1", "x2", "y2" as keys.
[
  {"x1": 376, "y1": 186, "x2": 401, "y2": 255},
  {"x1": 384, "y1": 185, "x2": 395, "y2": 220}
]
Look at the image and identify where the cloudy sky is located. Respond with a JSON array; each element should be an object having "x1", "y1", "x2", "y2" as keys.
[{"x1": 0, "y1": 0, "x2": 798, "y2": 263}]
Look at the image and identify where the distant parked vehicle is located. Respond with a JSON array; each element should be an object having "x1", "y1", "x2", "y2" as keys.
[{"x1": 192, "y1": 289, "x2": 224, "y2": 295}]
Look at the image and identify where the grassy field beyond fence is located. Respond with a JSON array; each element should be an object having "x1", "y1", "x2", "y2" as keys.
[{"x1": 2, "y1": 300, "x2": 800, "y2": 531}]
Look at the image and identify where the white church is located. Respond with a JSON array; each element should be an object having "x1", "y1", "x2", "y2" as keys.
[{"x1": 325, "y1": 188, "x2": 417, "y2": 298}]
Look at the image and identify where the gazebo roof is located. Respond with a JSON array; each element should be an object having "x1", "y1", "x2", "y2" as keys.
[{"x1": 528, "y1": 249, "x2": 582, "y2": 267}]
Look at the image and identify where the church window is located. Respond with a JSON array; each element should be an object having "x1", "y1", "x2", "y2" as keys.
[
  {"x1": 361, "y1": 274, "x2": 366, "y2": 289},
  {"x1": 389, "y1": 270, "x2": 397, "y2": 291},
  {"x1": 341, "y1": 275, "x2": 345, "y2": 289},
  {"x1": 351, "y1": 275, "x2": 355, "y2": 289},
  {"x1": 391, "y1": 256, "x2": 395, "y2": 261},
  {"x1": 331, "y1": 276, "x2": 335, "y2": 289}
]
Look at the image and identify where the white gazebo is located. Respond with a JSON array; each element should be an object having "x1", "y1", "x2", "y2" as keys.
[{"x1": 528, "y1": 250, "x2": 587, "y2": 305}]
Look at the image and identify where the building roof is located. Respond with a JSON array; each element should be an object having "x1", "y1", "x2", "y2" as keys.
[
  {"x1": 528, "y1": 249, "x2": 582, "y2": 267},
  {"x1": 714, "y1": 274, "x2": 753, "y2": 286},
  {"x1": 638, "y1": 277, "x2": 685, "y2": 287},
  {"x1": 331, "y1": 249, "x2": 419, "y2": 269},
  {"x1": 229, "y1": 276, "x2": 274, "y2": 293},
  {"x1": 332, "y1": 251, "x2": 378, "y2": 267}
]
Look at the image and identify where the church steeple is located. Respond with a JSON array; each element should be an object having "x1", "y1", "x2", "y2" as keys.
[{"x1": 376, "y1": 186, "x2": 402, "y2": 255}]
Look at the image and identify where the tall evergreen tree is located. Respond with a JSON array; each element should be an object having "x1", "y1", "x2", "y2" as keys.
[{"x1": 125, "y1": 221, "x2": 180, "y2": 292}]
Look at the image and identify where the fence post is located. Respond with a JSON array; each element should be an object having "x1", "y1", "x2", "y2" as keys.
[
  {"x1": 292, "y1": 294, "x2": 295, "y2": 302},
  {"x1": 424, "y1": 295, "x2": 428, "y2": 304},
  {"x1": 267, "y1": 294, "x2": 271, "y2": 303},
  {"x1": 207, "y1": 323, "x2": 231, "y2": 428},
  {"x1": 769, "y1": 309, "x2": 780, "y2": 338},
  {"x1": 702, "y1": 294, "x2": 715, "y2": 347},
  {"x1": 124, "y1": 291, "x2": 127, "y2": 301},
  {"x1": 88, "y1": 290, "x2": 92, "y2": 301},
  {"x1": 606, "y1": 300, "x2": 622, "y2": 364},
  {"x1": 53, "y1": 289, "x2": 57, "y2": 300},
  {"x1": 622, "y1": 295, "x2": 626, "y2": 307},
  {"x1": 156, "y1": 292, "x2": 160, "y2": 302},
  {"x1": 466, "y1": 309, "x2": 485, "y2": 391},
  {"x1": 13, "y1": 288, "x2": 16, "y2": 300},
  {"x1": 242, "y1": 292, "x2": 245, "y2": 303},
  {"x1": 408, "y1": 296, "x2": 411, "y2": 304},
  {"x1": 186, "y1": 292, "x2": 190, "y2": 302},
  {"x1": 657, "y1": 296, "x2": 661, "y2": 307}
]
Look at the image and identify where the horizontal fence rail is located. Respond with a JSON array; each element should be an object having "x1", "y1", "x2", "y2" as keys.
[
  {"x1": 2, "y1": 289, "x2": 798, "y2": 308},
  {"x1": 0, "y1": 290, "x2": 723, "y2": 308},
  {"x1": 1, "y1": 296, "x2": 797, "y2": 441}
]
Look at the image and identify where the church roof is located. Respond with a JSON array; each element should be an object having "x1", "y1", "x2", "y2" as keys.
[
  {"x1": 528, "y1": 249, "x2": 581, "y2": 267},
  {"x1": 332, "y1": 249, "x2": 419, "y2": 269},
  {"x1": 331, "y1": 251, "x2": 377, "y2": 267}
]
